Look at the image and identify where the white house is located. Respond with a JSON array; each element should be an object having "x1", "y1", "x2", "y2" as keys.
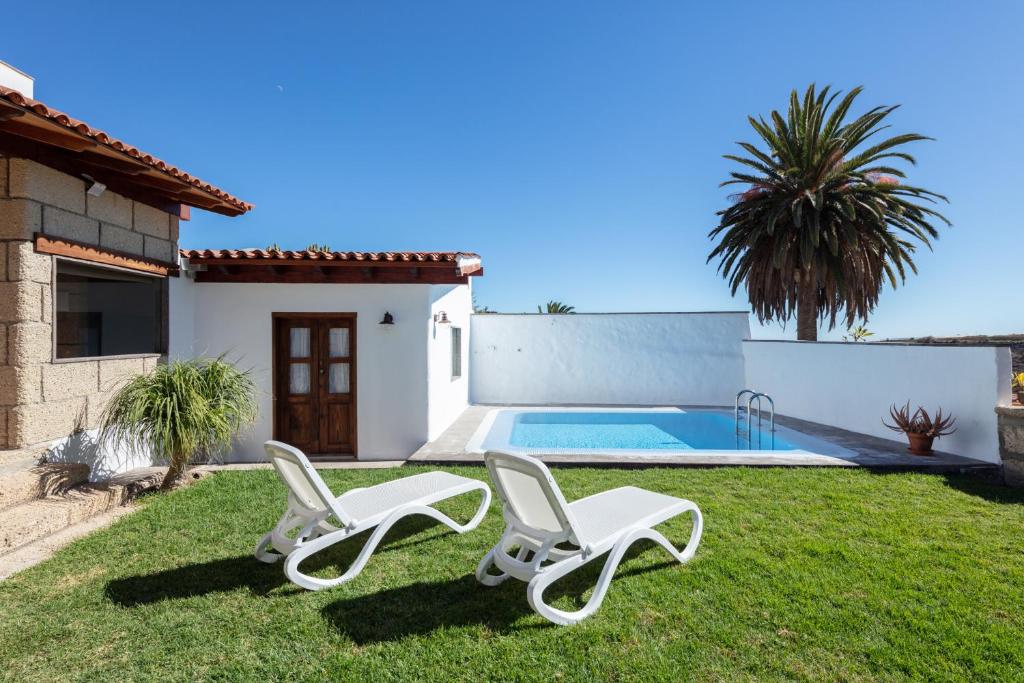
[{"x1": 170, "y1": 249, "x2": 482, "y2": 462}]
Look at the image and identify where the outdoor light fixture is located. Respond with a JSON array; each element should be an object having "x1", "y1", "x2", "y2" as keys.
[
  {"x1": 379, "y1": 311, "x2": 395, "y2": 325},
  {"x1": 433, "y1": 311, "x2": 450, "y2": 324},
  {"x1": 82, "y1": 174, "x2": 106, "y2": 197}
]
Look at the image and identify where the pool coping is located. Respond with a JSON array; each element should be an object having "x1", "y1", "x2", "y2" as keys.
[{"x1": 410, "y1": 404, "x2": 998, "y2": 472}]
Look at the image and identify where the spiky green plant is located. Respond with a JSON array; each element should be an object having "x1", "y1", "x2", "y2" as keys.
[
  {"x1": 708, "y1": 85, "x2": 950, "y2": 340},
  {"x1": 99, "y1": 358, "x2": 258, "y2": 489},
  {"x1": 843, "y1": 323, "x2": 875, "y2": 342},
  {"x1": 537, "y1": 300, "x2": 575, "y2": 314}
]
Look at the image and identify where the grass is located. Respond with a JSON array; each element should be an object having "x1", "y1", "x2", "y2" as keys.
[{"x1": 1, "y1": 466, "x2": 1023, "y2": 682}]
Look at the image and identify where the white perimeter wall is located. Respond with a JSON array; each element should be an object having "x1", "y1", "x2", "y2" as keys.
[
  {"x1": 169, "y1": 277, "x2": 471, "y2": 462},
  {"x1": 743, "y1": 341, "x2": 1012, "y2": 463},
  {"x1": 471, "y1": 313, "x2": 750, "y2": 406}
]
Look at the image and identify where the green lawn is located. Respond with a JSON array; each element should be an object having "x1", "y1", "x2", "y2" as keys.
[{"x1": 1, "y1": 466, "x2": 1022, "y2": 682}]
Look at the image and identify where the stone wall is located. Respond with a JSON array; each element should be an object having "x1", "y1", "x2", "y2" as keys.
[
  {"x1": 0, "y1": 156, "x2": 176, "y2": 449},
  {"x1": 997, "y1": 406, "x2": 1024, "y2": 486}
]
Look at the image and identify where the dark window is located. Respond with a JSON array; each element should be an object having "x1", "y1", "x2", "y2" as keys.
[
  {"x1": 451, "y1": 326, "x2": 462, "y2": 379},
  {"x1": 55, "y1": 261, "x2": 163, "y2": 359}
]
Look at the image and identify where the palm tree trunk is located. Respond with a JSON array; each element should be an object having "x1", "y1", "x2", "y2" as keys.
[
  {"x1": 160, "y1": 453, "x2": 185, "y2": 490},
  {"x1": 796, "y1": 269, "x2": 818, "y2": 341}
]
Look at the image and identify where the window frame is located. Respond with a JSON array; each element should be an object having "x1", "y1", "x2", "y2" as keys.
[
  {"x1": 51, "y1": 256, "x2": 168, "y2": 363},
  {"x1": 450, "y1": 325, "x2": 462, "y2": 380}
]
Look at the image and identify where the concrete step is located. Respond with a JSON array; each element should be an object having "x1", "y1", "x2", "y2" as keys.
[
  {"x1": 0, "y1": 444, "x2": 49, "y2": 468},
  {"x1": 0, "y1": 482, "x2": 133, "y2": 555},
  {"x1": 0, "y1": 463, "x2": 90, "y2": 512},
  {"x1": 0, "y1": 504, "x2": 136, "y2": 580}
]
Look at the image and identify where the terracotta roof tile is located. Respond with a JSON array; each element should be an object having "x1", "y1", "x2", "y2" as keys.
[
  {"x1": 0, "y1": 86, "x2": 252, "y2": 213},
  {"x1": 180, "y1": 249, "x2": 479, "y2": 263}
]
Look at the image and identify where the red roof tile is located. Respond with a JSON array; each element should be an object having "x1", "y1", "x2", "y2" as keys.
[
  {"x1": 0, "y1": 86, "x2": 252, "y2": 214},
  {"x1": 180, "y1": 249, "x2": 479, "y2": 263}
]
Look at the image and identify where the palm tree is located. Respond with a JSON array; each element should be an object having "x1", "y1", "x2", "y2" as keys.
[
  {"x1": 537, "y1": 300, "x2": 576, "y2": 314},
  {"x1": 843, "y1": 323, "x2": 875, "y2": 342},
  {"x1": 99, "y1": 358, "x2": 258, "y2": 489},
  {"x1": 708, "y1": 85, "x2": 949, "y2": 340}
]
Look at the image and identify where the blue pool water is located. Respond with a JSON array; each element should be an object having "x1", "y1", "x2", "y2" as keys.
[{"x1": 509, "y1": 411, "x2": 797, "y2": 451}]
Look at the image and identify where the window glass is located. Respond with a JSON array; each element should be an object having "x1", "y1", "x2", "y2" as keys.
[
  {"x1": 451, "y1": 326, "x2": 462, "y2": 379},
  {"x1": 329, "y1": 363, "x2": 350, "y2": 393},
  {"x1": 289, "y1": 363, "x2": 310, "y2": 394},
  {"x1": 290, "y1": 328, "x2": 311, "y2": 357},
  {"x1": 56, "y1": 261, "x2": 162, "y2": 359},
  {"x1": 328, "y1": 327, "x2": 349, "y2": 357}
]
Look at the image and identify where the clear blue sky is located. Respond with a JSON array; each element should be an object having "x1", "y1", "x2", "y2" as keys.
[{"x1": 5, "y1": 2, "x2": 1021, "y2": 339}]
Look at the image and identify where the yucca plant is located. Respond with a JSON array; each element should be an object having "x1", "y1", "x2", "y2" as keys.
[
  {"x1": 708, "y1": 85, "x2": 950, "y2": 340},
  {"x1": 537, "y1": 300, "x2": 576, "y2": 314},
  {"x1": 100, "y1": 358, "x2": 258, "y2": 489}
]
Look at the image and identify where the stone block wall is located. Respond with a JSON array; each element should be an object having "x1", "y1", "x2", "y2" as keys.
[
  {"x1": 0, "y1": 155, "x2": 176, "y2": 449},
  {"x1": 997, "y1": 406, "x2": 1024, "y2": 486}
]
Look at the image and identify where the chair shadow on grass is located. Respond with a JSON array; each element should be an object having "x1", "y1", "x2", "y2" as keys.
[
  {"x1": 105, "y1": 515, "x2": 458, "y2": 607},
  {"x1": 321, "y1": 539, "x2": 679, "y2": 644}
]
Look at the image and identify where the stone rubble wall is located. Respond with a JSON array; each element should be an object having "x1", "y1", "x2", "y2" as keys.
[
  {"x1": 997, "y1": 406, "x2": 1024, "y2": 486},
  {"x1": 0, "y1": 156, "x2": 175, "y2": 449}
]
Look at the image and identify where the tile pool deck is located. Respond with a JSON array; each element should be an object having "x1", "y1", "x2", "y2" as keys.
[{"x1": 410, "y1": 405, "x2": 997, "y2": 472}]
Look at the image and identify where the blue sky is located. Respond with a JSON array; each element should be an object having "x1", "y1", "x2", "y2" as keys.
[{"x1": 4, "y1": 2, "x2": 1021, "y2": 339}]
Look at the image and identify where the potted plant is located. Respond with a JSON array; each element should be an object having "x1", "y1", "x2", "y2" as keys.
[
  {"x1": 882, "y1": 402, "x2": 957, "y2": 456},
  {"x1": 1014, "y1": 372, "x2": 1024, "y2": 405},
  {"x1": 100, "y1": 357, "x2": 258, "y2": 489}
]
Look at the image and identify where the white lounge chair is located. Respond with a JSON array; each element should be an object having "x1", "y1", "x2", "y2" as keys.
[
  {"x1": 255, "y1": 440, "x2": 491, "y2": 591},
  {"x1": 475, "y1": 450, "x2": 703, "y2": 625}
]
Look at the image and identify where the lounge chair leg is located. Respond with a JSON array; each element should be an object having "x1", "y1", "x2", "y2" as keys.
[
  {"x1": 527, "y1": 506, "x2": 704, "y2": 625},
  {"x1": 476, "y1": 544, "x2": 530, "y2": 586},
  {"x1": 254, "y1": 532, "x2": 282, "y2": 564},
  {"x1": 285, "y1": 492, "x2": 492, "y2": 591}
]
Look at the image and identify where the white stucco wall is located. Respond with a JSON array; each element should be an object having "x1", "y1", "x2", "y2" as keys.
[
  {"x1": 427, "y1": 283, "x2": 472, "y2": 439},
  {"x1": 171, "y1": 280, "x2": 433, "y2": 461},
  {"x1": 168, "y1": 269, "x2": 196, "y2": 361},
  {"x1": 743, "y1": 341, "x2": 1012, "y2": 463},
  {"x1": 470, "y1": 312, "x2": 750, "y2": 406}
]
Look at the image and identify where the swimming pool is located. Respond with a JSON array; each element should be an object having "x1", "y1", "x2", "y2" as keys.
[{"x1": 466, "y1": 407, "x2": 857, "y2": 459}]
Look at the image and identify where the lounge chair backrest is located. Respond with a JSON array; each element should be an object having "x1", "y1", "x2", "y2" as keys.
[
  {"x1": 264, "y1": 441, "x2": 351, "y2": 524},
  {"x1": 484, "y1": 451, "x2": 581, "y2": 542}
]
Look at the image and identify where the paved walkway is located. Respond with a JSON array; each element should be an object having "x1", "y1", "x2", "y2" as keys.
[{"x1": 411, "y1": 405, "x2": 996, "y2": 472}]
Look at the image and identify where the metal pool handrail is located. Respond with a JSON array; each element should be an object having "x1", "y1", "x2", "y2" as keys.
[
  {"x1": 746, "y1": 392, "x2": 775, "y2": 449},
  {"x1": 735, "y1": 389, "x2": 775, "y2": 449},
  {"x1": 735, "y1": 390, "x2": 757, "y2": 449}
]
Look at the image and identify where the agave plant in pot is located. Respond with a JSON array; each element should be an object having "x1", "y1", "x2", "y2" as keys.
[
  {"x1": 882, "y1": 402, "x2": 957, "y2": 456},
  {"x1": 100, "y1": 357, "x2": 258, "y2": 489}
]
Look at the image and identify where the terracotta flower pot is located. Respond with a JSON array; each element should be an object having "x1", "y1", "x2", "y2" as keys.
[
  {"x1": 906, "y1": 432, "x2": 935, "y2": 456},
  {"x1": 1017, "y1": 391, "x2": 1024, "y2": 406}
]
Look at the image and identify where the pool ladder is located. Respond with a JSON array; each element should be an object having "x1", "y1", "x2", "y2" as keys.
[{"x1": 735, "y1": 389, "x2": 775, "y2": 450}]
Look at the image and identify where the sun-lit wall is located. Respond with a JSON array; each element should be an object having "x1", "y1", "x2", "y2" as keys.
[
  {"x1": 743, "y1": 340, "x2": 1012, "y2": 463},
  {"x1": 470, "y1": 312, "x2": 751, "y2": 406}
]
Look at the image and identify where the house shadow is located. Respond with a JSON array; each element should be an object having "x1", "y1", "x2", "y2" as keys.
[
  {"x1": 321, "y1": 542, "x2": 677, "y2": 644},
  {"x1": 861, "y1": 467, "x2": 1024, "y2": 506},
  {"x1": 939, "y1": 471, "x2": 1024, "y2": 505},
  {"x1": 104, "y1": 515, "x2": 462, "y2": 607}
]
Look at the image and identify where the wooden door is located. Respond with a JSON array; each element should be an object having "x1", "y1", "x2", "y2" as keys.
[{"x1": 274, "y1": 314, "x2": 357, "y2": 456}]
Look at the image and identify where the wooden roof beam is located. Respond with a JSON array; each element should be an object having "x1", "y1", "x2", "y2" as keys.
[{"x1": 1, "y1": 119, "x2": 97, "y2": 152}]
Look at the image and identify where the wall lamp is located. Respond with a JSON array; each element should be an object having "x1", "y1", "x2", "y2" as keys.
[
  {"x1": 82, "y1": 174, "x2": 106, "y2": 197},
  {"x1": 433, "y1": 311, "x2": 450, "y2": 324},
  {"x1": 379, "y1": 311, "x2": 395, "y2": 325}
]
